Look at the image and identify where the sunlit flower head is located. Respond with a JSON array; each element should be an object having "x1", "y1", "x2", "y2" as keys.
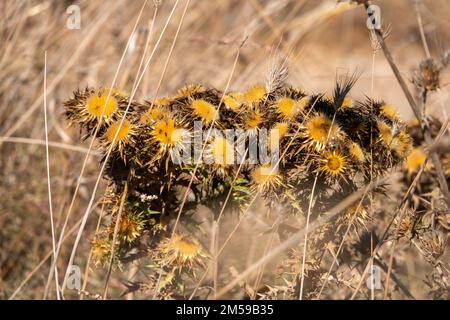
[
  {"x1": 243, "y1": 85, "x2": 266, "y2": 106},
  {"x1": 118, "y1": 213, "x2": 145, "y2": 243},
  {"x1": 85, "y1": 91, "x2": 118, "y2": 122},
  {"x1": 176, "y1": 84, "x2": 205, "y2": 99},
  {"x1": 191, "y1": 99, "x2": 218, "y2": 124},
  {"x1": 377, "y1": 121, "x2": 393, "y2": 146},
  {"x1": 106, "y1": 120, "x2": 133, "y2": 144},
  {"x1": 223, "y1": 92, "x2": 242, "y2": 111},
  {"x1": 391, "y1": 130, "x2": 412, "y2": 159},
  {"x1": 380, "y1": 104, "x2": 400, "y2": 121},
  {"x1": 302, "y1": 114, "x2": 342, "y2": 151},
  {"x1": 152, "y1": 119, "x2": 186, "y2": 148},
  {"x1": 244, "y1": 110, "x2": 263, "y2": 131},
  {"x1": 91, "y1": 238, "x2": 112, "y2": 267},
  {"x1": 155, "y1": 97, "x2": 172, "y2": 107},
  {"x1": 320, "y1": 150, "x2": 347, "y2": 179},
  {"x1": 104, "y1": 120, "x2": 136, "y2": 157},
  {"x1": 275, "y1": 98, "x2": 302, "y2": 120},
  {"x1": 268, "y1": 122, "x2": 289, "y2": 150},
  {"x1": 339, "y1": 97, "x2": 353, "y2": 110},
  {"x1": 348, "y1": 141, "x2": 365, "y2": 163}
]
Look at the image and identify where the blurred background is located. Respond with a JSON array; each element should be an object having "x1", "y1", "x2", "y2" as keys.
[{"x1": 1, "y1": 0, "x2": 449, "y2": 299}]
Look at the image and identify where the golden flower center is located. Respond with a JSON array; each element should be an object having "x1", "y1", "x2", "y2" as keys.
[
  {"x1": 327, "y1": 156, "x2": 342, "y2": 171},
  {"x1": 307, "y1": 116, "x2": 335, "y2": 142},
  {"x1": 86, "y1": 94, "x2": 118, "y2": 118},
  {"x1": 106, "y1": 120, "x2": 131, "y2": 143},
  {"x1": 153, "y1": 119, "x2": 184, "y2": 145},
  {"x1": 192, "y1": 99, "x2": 218, "y2": 123}
]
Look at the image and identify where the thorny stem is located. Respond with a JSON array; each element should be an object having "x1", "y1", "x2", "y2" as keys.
[
  {"x1": 152, "y1": 33, "x2": 248, "y2": 299},
  {"x1": 298, "y1": 173, "x2": 319, "y2": 300},
  {"x1": 80, "y1": 192, "x2": 108, "y2": 300},
  {"x1": 351, "y1": 152, "x2": 433, "y2": 299},
  {"x1": 299, "y1": 108, "x2": 341, "y2": 300},
  {"x1": 215, "y1": 179, "x2": 386, "y2": 299},
  {"x1": 362, "y1": 0, "x2": 450, "y2": 207},
  {"x1": 62, "y1": 0, "x2": 181, "y2": 294},
  {"x1": 103, "y1": 175, "x2": 130, "y2": 299},
  {"x1": 190, "y1": 96, "x2": 320, "y2": 299}
]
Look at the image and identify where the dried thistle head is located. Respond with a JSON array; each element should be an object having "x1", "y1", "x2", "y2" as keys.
[
  {"x1": 338, "y1": 204, "x2": 371, "y2": 229},
  {"x1": 413, "y1": 58, "x2": 440, "y2": 93},
  {"x1": 418, "y1": 230, "x2": 447, "y2": 263},
  {"x1": 91, "y1": 237, "x2": 121, "y2": 268}
]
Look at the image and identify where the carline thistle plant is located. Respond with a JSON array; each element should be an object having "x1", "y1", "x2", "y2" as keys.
[{"x1": 63, "y1": 74, "x2": 413, "y2": 298}]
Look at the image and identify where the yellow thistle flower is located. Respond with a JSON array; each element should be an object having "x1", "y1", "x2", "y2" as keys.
[
  {"x1": 85, "y1": 91, "x2": 118, "y2": 121},
  {"x1": 223, "y1": 93, "x2": 242, "y2": 111},
  {"x1": 92, "y1": 239, "x2": 111, "y2": 267},
  {"x1": 159, "y1": 234, "x2": 207, "y2": 272},
  {"x1": 302, "y1": 114, "x2": 342, "y2": 151},
  {"x1": 106, "y1": 120, "x2": 133, "y2": 143},
  {"x1": 152, "y1": 119, "x2": 185, "y2": 148},
  {"x1": 155, "y1": 97, "x2": 172, "y2": 107},
  {"x1": 252, "y1": 164, "x2": 283, "y2": 192},
  {"x1": 275, "y1": 98, "x2": 302, "y2": 120},
  {"x1": 377, "y1": 121, "x2": 393, "y2": 146},
  {"x1": 272, "y1": 122, "x2": 289, "y2": 138},
  {"x1": 297, "y1": 96, "x2": 310, "y2": 111},
  {"x1": 443, "y1": 153, "x2": 450, "y2": 176},
  {"x1": 405, "y1": 147, "x2": 427, "y2": 175},
  {"x1": 191, "y1": 99, "x2": 218, "y2": 124},
  {"x1": 380, "y1": 104, "x2": 399, "y2": 121},
  {"x1": 348, "y1": 141, "x2": 365, "y2": 163},
  {"x1": 391, "y1": 130, "x2": 412, "y2": 158},
  {"x1": 244, "y1": 110, "x2": 263, "y2": 130},
  {"x1": 340, "y1": 97, "x2": 353, "y2": 110},
  {"x1": 104, "y1": 120, "x2": 136, "y2": 156},
  {"x1": 320, "y1": 150, "x2": 347, "y2": 178},
  {"x1": 243, "y1": 85, "x2": 266, "y2": 106}
]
